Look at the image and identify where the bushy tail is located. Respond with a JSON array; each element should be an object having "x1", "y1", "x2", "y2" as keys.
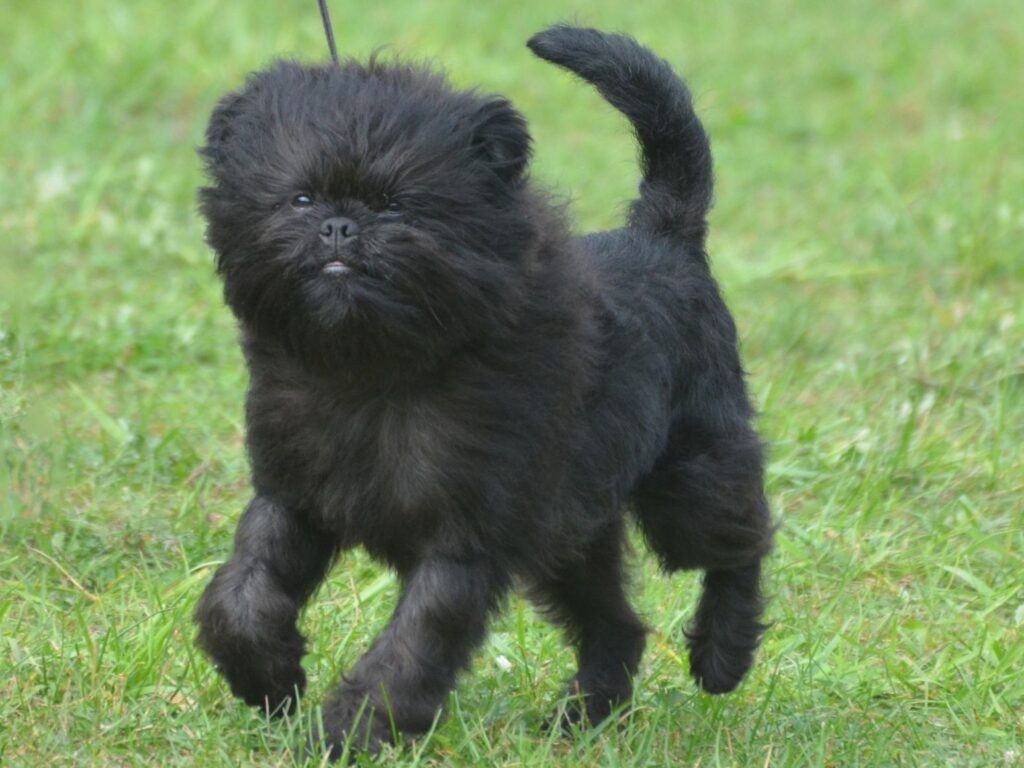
[{"x1": 528, "y1": 25, "x2": 713, "y2": 246}]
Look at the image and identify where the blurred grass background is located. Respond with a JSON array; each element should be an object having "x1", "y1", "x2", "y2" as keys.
[{"x1": 1, "y1": 0, "x2": 1022, "y2": 765}]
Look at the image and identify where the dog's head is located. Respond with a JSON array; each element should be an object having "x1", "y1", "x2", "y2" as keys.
[{"x1": 199, "y1": 59, "x2": 536, "y2": 366}]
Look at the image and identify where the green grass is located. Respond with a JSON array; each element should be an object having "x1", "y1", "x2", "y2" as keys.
[{"x1": 2, "y1": 0, "x2": 1022, "y2": 765}]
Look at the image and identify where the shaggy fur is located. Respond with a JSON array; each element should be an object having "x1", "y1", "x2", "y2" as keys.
[{"x1": 194, "y1": 24, "x2": 773, "y2": 759}]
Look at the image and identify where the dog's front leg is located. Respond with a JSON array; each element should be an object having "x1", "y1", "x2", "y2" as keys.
[
  {"x1": 195, "y1": 496, "x2": 336, "y2": 713},
  {"x1": 320, "y1": 555, "x2": 505, "y2": 758}
]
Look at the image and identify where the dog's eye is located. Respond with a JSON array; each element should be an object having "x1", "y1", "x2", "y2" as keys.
[
  {"x1": 380, "y1": 194, "x2": 402, "y2": 214},
  {"x1": 291, "y1": 193, "x2": 314, "y2": 208}
]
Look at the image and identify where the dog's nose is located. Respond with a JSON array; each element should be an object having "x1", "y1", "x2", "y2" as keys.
[{"x1": 319, "y1": 217, "x2": 359, "y2": 243}]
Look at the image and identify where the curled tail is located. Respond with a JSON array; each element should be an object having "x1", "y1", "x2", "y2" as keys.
[{"x1": 527, "y1": 25, "x2": 713, "y2": 246}]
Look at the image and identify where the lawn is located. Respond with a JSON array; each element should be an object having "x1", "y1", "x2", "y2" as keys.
[{"x1": 1, "y1": 0, "x2": 1022, "y2": 765}]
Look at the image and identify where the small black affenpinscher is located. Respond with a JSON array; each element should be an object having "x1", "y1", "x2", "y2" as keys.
[{"x1": 195, "y1": 24, "x2": 773, "y2": 758}]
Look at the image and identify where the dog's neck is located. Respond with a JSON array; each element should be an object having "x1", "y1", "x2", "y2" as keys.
[{"x1": 238, "y1": 324, "x2": 476, "y2": 397}]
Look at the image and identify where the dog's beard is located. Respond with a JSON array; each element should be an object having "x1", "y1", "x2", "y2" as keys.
[
  {"x1": 296, "y1": 226, "x2": 445, "y2": 332},
  {"x1": 223, "y1": 219, "x2": 517, "y2": 370}
]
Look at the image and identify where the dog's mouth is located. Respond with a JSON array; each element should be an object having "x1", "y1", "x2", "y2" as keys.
[{"x1": 321, "y1": 260, "x2": 351, "y2": 277}]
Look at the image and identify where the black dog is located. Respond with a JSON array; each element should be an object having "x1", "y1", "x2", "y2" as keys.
[{"x1": 195, "y1": 24, "x2": 773, "y2": 759}]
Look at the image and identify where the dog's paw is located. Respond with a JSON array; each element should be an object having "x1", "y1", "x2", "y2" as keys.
[
  {"x1": 196, "y1": 568, "x2": 309, "y2": 713},
  {"x1": 221, "y1": 655, "x2": 306, "y2": 715},
  {"x1": 316, "y1": 687, "x2": 396, "y2": 762},
  {"x1": 686, "y1": 629, "x2": 755, "y2": 694},
  {"x1": 199, "y1": 618, "x2": 307, "y2": 714},
  {"x1": 543, "y1": 677, "x2": 630, "y2": 734}
]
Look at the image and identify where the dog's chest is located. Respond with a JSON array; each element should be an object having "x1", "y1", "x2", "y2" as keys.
[{"x1": 247, "y1": 378, "x2": 453, "y2": 531}]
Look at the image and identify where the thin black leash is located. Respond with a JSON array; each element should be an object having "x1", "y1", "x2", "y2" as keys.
[{"x1": 317, "y1": 0, "x2": 339, "y2": 65}]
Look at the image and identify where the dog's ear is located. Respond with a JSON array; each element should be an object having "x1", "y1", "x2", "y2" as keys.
[
  {"x1": 469, "y1": 98, "x2": 532, "y2": 184},
  {"x1": 201, "y1": 89, "x2": 250, "y2": 165}
]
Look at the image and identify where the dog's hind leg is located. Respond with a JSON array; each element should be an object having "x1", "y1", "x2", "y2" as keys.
[
  {"x1": 633, "y1": 420, "x2": 772, "y2": 694},
  {"x1": 530, "y1": 519, "x2": 648, "y2": 728},
  {"x1": 195, "y1": 497, "x2": 336, "y2": 713}
]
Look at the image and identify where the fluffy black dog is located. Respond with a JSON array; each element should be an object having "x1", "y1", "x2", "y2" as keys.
[{"x1": 195, "y1": 24, "x2": 773, "y2": 759}]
